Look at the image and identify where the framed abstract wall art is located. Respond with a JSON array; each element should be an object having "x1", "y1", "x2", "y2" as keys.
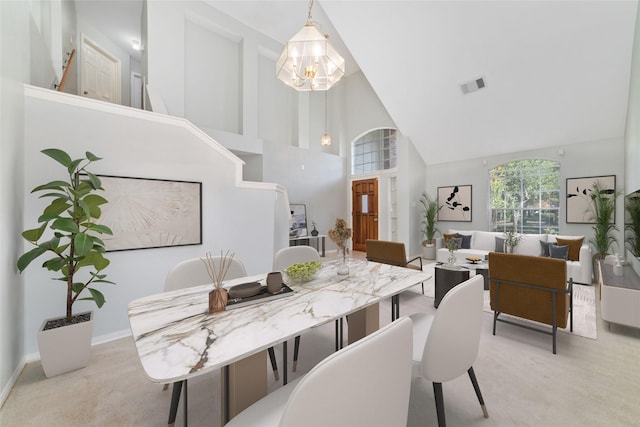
[
  {"x1": 438, "y1": 185, "x2": 472, "y2": 222},
  {"x1": 566, "y1": 175, "x2": 616, "y2": 224},
  {"x1": 289, "y1": 204, "x2": 308, "y2": 238},
  {"x1": 95, "y1": 175, "x2": 202, "y2": 251}
]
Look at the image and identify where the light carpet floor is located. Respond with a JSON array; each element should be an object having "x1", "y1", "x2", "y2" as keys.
[{"x1": 2, "y1": 258, "x2": 639, "y2": 426}]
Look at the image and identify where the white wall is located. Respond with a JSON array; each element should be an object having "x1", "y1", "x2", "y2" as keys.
[
  {"x1": 426, "y1": 138, "x2": 625, "y2": 249},
  {"x1": 0, "y1": 0, "x2": 29, "y2": 405},
  {"x1": 625, "y1": 5, "x2": 640, "y2": 194},
  {"x1": 22, "y1": 87, "x2": 287, "y2": 356},
  {"x1": 262, "y1": 142, "x2": 347, "y2": 249}
]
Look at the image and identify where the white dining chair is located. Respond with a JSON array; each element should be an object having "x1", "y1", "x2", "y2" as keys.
[
  {"x1": 226, "y1": 317, "x2": 413, "y2": 427},
  {"x1": 409, "y1": 274, "x2": 489, "y2": 427},
  {"x1": 273, "y1": 246, "x2": 322, "y2": 376},
  {"x1": 164, "y1": 256, "x2": 247, "y2": 291},
  {"x1": 273, "y1": 246, "x2": 321, "y2": 271},
  {"x1": 163, "y1": 256, "x2": 280, "y2": 383}
]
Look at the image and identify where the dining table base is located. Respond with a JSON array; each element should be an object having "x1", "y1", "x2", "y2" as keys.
[{"x1": 222, "y1": 350, "x2": 268, "y2": 424}]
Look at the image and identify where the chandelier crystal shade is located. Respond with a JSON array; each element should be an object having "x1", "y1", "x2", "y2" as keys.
[{"x1": 276, "y1": 2, "x2": 345, "y2": 91}]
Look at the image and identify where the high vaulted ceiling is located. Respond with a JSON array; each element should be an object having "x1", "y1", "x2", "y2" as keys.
[{"x1": 76, "y1": 1, "x2": 638, "y2": 165}]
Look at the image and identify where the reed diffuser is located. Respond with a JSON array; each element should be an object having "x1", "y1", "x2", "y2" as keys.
[{"x1": 201, "y1": 250, "x2": 235, "y2": 313}]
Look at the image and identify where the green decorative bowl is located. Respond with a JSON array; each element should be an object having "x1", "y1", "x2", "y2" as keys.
[{"x1": 285, "y1": 261, "x2": 322, "y2": 283}]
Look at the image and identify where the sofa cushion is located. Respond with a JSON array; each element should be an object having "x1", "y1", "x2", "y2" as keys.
[
  {"x1": 555, "y1": 237, "x2": 583, "y2": 261},
  {"x1": 495, "y1": 236, "x2": 505, "y2": 252},
  {"x1": 514, "y1": 233, "x2": 546, "y2": 257},
  {"x1": 550, "y1": 244, "x2": 569, "y2": 259},
  {"x1": 540, "y1": 240, "x2": 554, "y2": 257},
  {"x1": 443, "y1": 233, "x2": 458, "y2": 243},
  {"x1": 458, "y1": 234, "x2": 472, "y2": 249},
  {"x1": 473, "y1": 230, "x2": 501, "y2": 251}
]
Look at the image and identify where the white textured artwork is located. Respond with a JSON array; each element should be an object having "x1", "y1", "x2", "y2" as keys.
[{"x1": 96, "y1": 176, "x2": 202, "y2": 251}]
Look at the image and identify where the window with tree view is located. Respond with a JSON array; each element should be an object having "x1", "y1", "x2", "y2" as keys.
[{"x1": 489, "y1": 160, "x2": 560, "y2": 234}]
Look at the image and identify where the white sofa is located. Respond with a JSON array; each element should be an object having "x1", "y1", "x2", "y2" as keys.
[{"x1": 435, "y1": 229, "x2": 592, "y2": 284}]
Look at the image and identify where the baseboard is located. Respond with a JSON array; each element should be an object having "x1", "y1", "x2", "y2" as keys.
[
  {"x1": 91, "y1": 328, "x2": 132, "y2": 346},
  {"x1": 0, "y1": 357, "x2": 26, "y2": 409}
]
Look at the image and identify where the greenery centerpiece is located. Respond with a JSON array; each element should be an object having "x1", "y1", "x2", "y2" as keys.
[
  {"x1": 625, "y1": 192, "x2": 640, "y2": 258},
  {"x1": 17, "y1": 149, "x2": 114, "y2": 377},
  {"x1": 285, "y1": 261, "x2": 322, "y2": 283},
  {"x1": 328, "y1": 218, "x2": 352, "y2": 275},
  {"x1": 419, "y1": 192, "x2": 441, "y2": 259},
  {"x1": 503, "y1": 227, "x2": 522, "y2": 253},
  {"x1": 445, "y1": 237, "x2": 459, "y2": 265}
]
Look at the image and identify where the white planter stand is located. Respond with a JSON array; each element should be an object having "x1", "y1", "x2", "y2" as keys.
[
  {"x1": 422, "y1": 244, "x2": 436, "y2": 260},
  {"x1": 37, "y1": 311, "x2": 93, "y2": 378}
]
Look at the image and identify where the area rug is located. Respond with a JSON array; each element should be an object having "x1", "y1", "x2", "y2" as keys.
[{"x1": 413, "y1": 264, "x2": 597, "y2": 339}]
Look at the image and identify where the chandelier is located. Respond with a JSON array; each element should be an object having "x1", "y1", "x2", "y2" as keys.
[{"x1": 276, "y1": 0, "x2": 345, "y2": 91}]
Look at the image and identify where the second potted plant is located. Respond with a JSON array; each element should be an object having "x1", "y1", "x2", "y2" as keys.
[
  {"x1": 17, "y1": 149, "x2": 114, "y2": 377},
  {"x1": 419, "y1": 192, "x2": 441, "y2": 259}
]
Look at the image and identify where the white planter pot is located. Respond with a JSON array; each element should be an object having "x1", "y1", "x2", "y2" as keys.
[
  {"x1": 422, "y1": 244, "x2": 436, "y2": 260},
  {"x1": 37, "y1": 311, "x2": 93, "y2": 378}
]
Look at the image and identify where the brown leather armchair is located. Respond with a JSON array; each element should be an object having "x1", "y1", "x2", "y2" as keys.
[
  {"x1": 488, "y1": 252, "x2": 573, "y2": 354},
  {"x1": 365, "y1": 239, "x2": 424, "y2": 320}
]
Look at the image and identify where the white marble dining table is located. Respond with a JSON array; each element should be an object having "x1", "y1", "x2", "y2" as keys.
[{"x1": 128, "y1": 258, "x2": 431, "y2": 425}]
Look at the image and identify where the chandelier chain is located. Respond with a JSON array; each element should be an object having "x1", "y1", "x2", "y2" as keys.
[{"x1": 307, "y1": 0, "x2": 314, "y2": 25}]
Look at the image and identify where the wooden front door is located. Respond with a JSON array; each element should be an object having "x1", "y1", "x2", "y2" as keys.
[{"x1": 352, "y1": 179, "x2": 379, "y2": 252}]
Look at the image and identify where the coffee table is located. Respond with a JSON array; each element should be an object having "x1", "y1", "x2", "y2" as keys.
[
  {"x1": 434, "y1": 264, "x2": 470, "y2": 307},
  {"x1": 464, "y1": 261, "x2": 490, "y2": 290}
]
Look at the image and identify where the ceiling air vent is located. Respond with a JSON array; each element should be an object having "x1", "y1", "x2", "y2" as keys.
[{"x1": 460, "y1": 77, "x2": 486, "y2": 95}]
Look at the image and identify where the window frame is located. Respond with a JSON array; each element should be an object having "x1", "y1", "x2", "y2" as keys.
[{"x1": 489, "y1": 159, "x2": 560, "y2": 235}]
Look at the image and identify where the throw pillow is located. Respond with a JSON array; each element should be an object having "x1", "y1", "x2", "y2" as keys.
[
  {"x1": 555, "y1": 237, "x2": 583, "y2": 261},
  {"x1": 458, "y1": 234, "x2": 472, "y2": 249},
  {"x1": 443, "y1": 233, "x2": 459, "y2": 243},
  {"x1": 449, "y1": 237, "x2": 463, "y2": 250},
  {"x1": 539, "y1": 240, "x2": 554, "y2": 257},
  {"x1": 495, "y1": 236, "x2": 505, "y2": 253},
  {"x1": 550, "y1": 244, "x2": 569, "y2": 260}
]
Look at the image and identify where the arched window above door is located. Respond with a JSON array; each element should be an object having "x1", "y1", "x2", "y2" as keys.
[{"x1": 352, "y1": 129, "x2": 397, "y2": 175}]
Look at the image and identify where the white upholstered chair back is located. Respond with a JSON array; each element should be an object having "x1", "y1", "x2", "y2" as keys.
[
  {"x1": 273, "y1": 246, "x2": 320, "y2": 271},
  {"x1": 226, "y1": 317, "x2": 413, "y2": 427},
  {"x1": 420, "y1": 275, "x2": 484, "y2": 382},
  {"x1": 164, "y1": 257, "x2": 247, "y2": 291},
  {"x1": 284, "y1": 317, "x2": 412, "y2": 427}
]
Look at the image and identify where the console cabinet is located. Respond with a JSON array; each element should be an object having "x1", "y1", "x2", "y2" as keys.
[{"x1": 599, "y1": 261, "x2": 640, "y2": 329}]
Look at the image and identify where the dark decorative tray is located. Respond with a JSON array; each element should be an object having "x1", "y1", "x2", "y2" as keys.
[{"x1": 226, "y1": 284, "x2": 294, "y2": 310}]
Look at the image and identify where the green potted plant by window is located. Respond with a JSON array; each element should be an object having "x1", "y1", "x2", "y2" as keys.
[
  {"x1": 419, "y1": 192, "x2": 441, "y2": 259},
  {"x1": 17, "y1": 149, "x2": 114, "y2": 377},
  {"x1": 587, "y1": 180, "x2": 621, "y2": 281},
  {"x1": 625, "y1": 192, "x2": 640, "y2": 258}
]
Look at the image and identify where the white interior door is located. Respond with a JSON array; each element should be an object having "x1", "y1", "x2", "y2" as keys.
[
  {"x1": 81, "y1": 36, "x2": 120, "y2": 104},
  {"x1": 131, "y1": 72, "x2": 143, "y2": 109}
]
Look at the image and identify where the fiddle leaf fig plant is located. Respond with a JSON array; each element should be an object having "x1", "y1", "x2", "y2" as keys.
[{"x1": 17, "y1": 149, "x2": 114, "y2": 325}]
